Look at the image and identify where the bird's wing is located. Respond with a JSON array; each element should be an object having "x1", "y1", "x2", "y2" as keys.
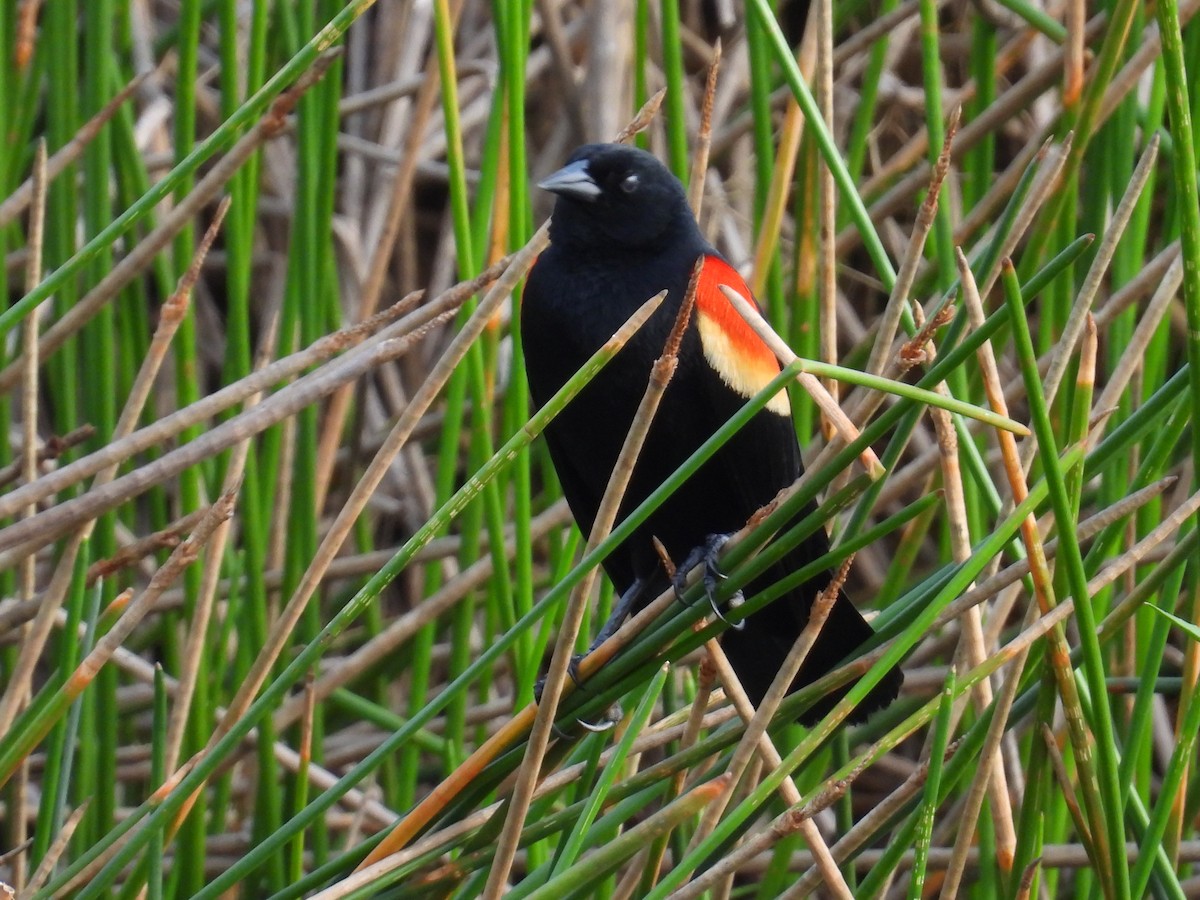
[
  {"x1": 687, "y1": 256, "x2": 904, "y2": 720},
  {"x1": 689, "y1": 254, "x2": 804, "y2": 504},
  {"x1": 691, "y1": 255, "x2": 793, "y2": 420}
]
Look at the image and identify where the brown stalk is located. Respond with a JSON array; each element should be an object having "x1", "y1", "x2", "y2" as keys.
[
  {"x1": 693, "y1": 636, "x2": 853, "y2": 899},
  {"x1": 678, "y1": 777, "x2": 856, "y2": 900},
  {"x1": 1028, "y1": 134, "x2": 1160, "y2": 444},
  {"x1": 24, "y1": 800, "x2": 89, "y2": 894},
  {"x1": 18, "y1": 139, "x2": 48, "y2": 603},
  {"x1": 688, "y1": 39, "x2": 722, "y2": 218},
  {"x1": 0, "y1": 424, "x2": 94, "y2": 488},
  {"x1": 1175, "y1": 611, "x2": 1200, "y2": 851},
  {"x1": 1064, "y1": 0, "x2": 1087, "y2": 106},
  {"x1": 952, "y1": 122, "x2": 1060, "y2": 252},
  {"x1": 865, "y1": 109, "x2": 958, "y2": 379},
  {"x1": 1042, "y1": 723, "x2": 1093, "y2": 848},
  {"x1": 1085, "y1": 253, "x2": 1184, "y2": 450},
  {"x1": 633, "y1": 536, "x2": 712, "y2": 896},
  {"x1": 639, "y1": 651, "x2": 717, "y2": 892},
  {"x1": 940, "y1": 596, "x2": 1040, "y2": 896},
  {"x1": 325, "y1": 276, "x2": 665, "y2": 877},
  {"x1": 1094, "y1": 240, "x2": 1178, "y2": 329},
  {"x1": 482, "y1": 275, "x2": 686, "y2": 899},
  {"x1": 269, "y1": 501, "x2": 570, "y2": 731},
  {"x1": 8, "y1": 136, "x2": 48, "y2": 896},
  {"x1": 926, "y1": 249, "x2": 1016, "y2": 891},
  {"x1": 86, "y1": 509, "x2": 208, "y2": 586},
  {"x1": 0, "y1": 74, "x2": 145, "y2": 228},
  {"x1": 684, "y1": 560, "x2": 857, "y2": 897},
  {"x1": 712, "y1": 758, "x2": 763, "y2": 900},
  {"x1": 0, "y1": 200, "x2": 228, "y2": 737},
  {"x1": 750, "y1": 10, "x2": 818, "y2": 297},
  {"x1": 614, "y1": 88, "x2": 667, "y2": 143},
  {"x1": 13, "y1": 0, "x2": 41, "y2": 69},
  {"x1": 160, "y1": 201, "x2": 261, "y2": 775},
  {"x1": 314, "y1": 7, "x2": 455, "y2": 509},
  {"x1": 66, "y1": 494, "x2": 236, "y2": 708},
  {"x1": 0, "y1": 302, "x2": 460, "y2": 560},
  {"x1": 788, "y1": 741, "x2": 962, "y2": 895},
  {"x1": 897, "y1": 302, "x2": 956, "y2": 370},
  {"x1": 977, "y1": 134, "x2": 1073, "y2": 301},
  {"x1": 793, "y1": 842, "x2": 1200, "y2": 882},
  {"x1": 969, "y1": 259, "x2": 1114, "y2": 884},
  {"x1": 692, "y1": 559, "x2": 851, "y2": 845},
  {"x1": 1088, "y1": 490, "x2": 1200, "y2": 600},
  {"x1": 719, "y1": 283, "x2": 885, "y2": 479},
  {"x1": 0, "y1": 53, "x2": 339, "y2": 396},
  {"x1": 298, "y1": 670, "x2": 318, "y2": 809},
  {"x1": 267, "y1": 414, "x2": 298, "y2": 611}
]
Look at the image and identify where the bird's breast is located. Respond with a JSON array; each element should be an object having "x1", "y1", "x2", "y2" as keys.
[{"x1": 522, "y1": 251, "x2": 680, "y2": 383}]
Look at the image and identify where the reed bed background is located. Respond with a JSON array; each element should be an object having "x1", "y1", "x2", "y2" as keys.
[{"x1": 1, "y1": 0, "x2": 1198, "y2": 897}]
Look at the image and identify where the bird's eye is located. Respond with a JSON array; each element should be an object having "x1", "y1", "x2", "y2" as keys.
[{"x1": 620, "y1": 173, "x2": 639, "y2": 193}]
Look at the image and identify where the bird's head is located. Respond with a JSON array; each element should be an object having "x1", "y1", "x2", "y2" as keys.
[{"x1": 539, "y1": 144, "x2": 696, "y2": 251}]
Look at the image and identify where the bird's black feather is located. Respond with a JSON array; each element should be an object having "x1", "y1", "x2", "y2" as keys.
[{"x1": 522, "y1": 143, "x2": 902, "y2": 724}]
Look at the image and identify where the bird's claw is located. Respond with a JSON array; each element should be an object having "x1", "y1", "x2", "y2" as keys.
[
  {"x1": 550, "y1": 702, "x2": 624, "y2": 739},
  {"x1": 708, "y1": 588, "x2": 746, "y2": 631},
  {"x1": 673, "y1": 533, "x2": 746, "y2": 630},
  {"x1": 536, "y1": 577, "x2": 648, "y2": 739},
  {"x1": 537, "y1": 655, "x2": 619, "y2": 737}
]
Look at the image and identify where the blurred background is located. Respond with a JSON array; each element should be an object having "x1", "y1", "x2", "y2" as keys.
[{"x1": 1, "y1": 0, "x2": 1199, "y2": 897}]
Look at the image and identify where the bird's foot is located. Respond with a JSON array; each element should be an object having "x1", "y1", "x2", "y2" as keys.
[
  {"x1": 535, "y1": 578, "x2": 646, "y2": 735},
  {"x1": 672, "y1": 533, "x2": 746, "y2": 630}
]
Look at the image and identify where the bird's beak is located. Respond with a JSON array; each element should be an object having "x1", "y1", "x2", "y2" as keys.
[{"x1": 537, "y1": 159, "x2": 601, "y2": 201}]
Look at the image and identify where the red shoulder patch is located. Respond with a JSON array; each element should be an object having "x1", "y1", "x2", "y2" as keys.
[{"x1": 693, "y1": 255, "x2": 790, "y2": 415}]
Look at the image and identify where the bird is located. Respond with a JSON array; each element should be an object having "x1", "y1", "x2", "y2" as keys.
[{"x1": 521, "y1": 143, "x2": 902, "y2": 725}]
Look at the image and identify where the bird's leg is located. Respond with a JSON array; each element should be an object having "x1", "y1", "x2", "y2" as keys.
[
  {"x1": 672, "y1": 533, "x2": 746, "y2": 630},
  {"x1": 586, "y1": 576, "x2": 647, "y2": 653},
  {"x1": 535, "y1": 578, "x2": 647, "y2": 736}
]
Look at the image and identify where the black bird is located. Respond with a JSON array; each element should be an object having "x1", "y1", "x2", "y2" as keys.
[{"x1": 521, "y1": 143, "x2": 902, "y2": 724}]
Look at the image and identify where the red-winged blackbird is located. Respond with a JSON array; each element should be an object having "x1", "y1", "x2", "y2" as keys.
[{"x1": 521, "y1": 143, "x2": 902, "y2": 724}]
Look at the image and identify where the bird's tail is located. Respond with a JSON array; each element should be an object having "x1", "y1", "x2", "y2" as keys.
[{"x1": 720, "y1": 582, "x2": 902, "y2": 726}]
